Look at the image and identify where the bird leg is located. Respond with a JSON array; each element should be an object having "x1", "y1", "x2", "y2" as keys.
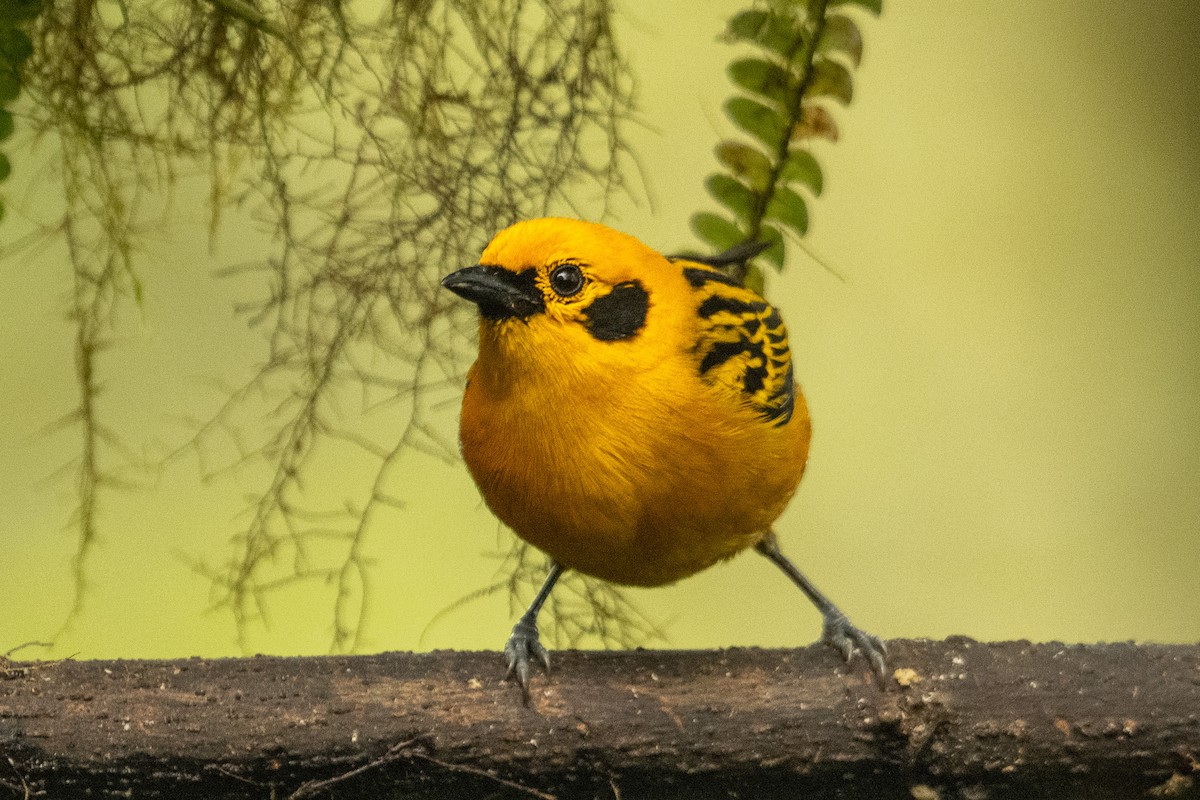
[
  {"x1": 503, "y1": 561, "x2": 563, "y2": 703},
  {"x1": 754, "y1": 530, "x2": 890, "y2": 685}
]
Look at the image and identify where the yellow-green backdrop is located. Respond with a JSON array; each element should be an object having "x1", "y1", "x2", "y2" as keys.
[{"x1": 2, "y1": 2, "x2": 1198, "y2": 659}]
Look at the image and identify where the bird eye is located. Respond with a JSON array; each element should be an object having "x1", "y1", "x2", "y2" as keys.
[{"x1": 549, "y1": 264, "x2": 585, "y2": 297}]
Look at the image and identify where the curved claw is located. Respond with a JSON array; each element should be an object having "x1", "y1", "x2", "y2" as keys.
[
  {"x1": 822, "y1": 611, "x2": 889, "y2": 685},
  {"x1": 503, "y1": 618, "x2": 550, "y2": 702}
]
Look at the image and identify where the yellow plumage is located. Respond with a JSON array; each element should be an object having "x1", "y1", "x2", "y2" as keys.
[
  {"x1": 443, "y1": 217, "x2": 886, "y2": 698},
  {"x1": 458, "y1": 218, "x2": 809, "y2": 586}
]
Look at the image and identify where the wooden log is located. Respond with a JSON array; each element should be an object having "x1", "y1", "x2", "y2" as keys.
[{"x1": 1, "y1": 639, "x2": 1198, "y2": 799}]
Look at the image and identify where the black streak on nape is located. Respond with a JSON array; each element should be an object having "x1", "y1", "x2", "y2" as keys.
[
  {"x1": 585, "y1": 280, "x2": 649, "y2": 341},
  {"x1": 682, "y1": 267, "x2": 742, "y2": 289},
  {"x1": 670, "y1": 240, "x2": 770, "y2": 269}
]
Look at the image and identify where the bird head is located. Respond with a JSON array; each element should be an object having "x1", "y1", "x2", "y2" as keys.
[{"x1": 443, "y1": 218, "x2": 674, "y2": 344}]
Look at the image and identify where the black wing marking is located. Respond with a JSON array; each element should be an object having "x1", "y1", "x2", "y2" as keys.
[{"x1": 684, "y1": 265, "x2": 795, "y2": 426}]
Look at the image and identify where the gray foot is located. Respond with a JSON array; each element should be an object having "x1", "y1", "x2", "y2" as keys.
[
  {"x1": 503, "y1": 618, "x2": 550, "y2": 702},
  {"x1": 823, "y1": 611, "x2": 889, "y2": 683}
]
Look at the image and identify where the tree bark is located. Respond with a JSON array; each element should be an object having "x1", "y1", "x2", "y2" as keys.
[{"x1": 1, "y1": 639, "x2": 1198, "y2": 799}]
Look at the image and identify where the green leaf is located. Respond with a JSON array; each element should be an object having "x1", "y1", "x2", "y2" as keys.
[
  {"x1": 724, "y1": 96, "x2": 787, "y2": 152},
  {"x1": 691, "y1": 211, "x2": 744, "y2": 252},
  {"x1": 0, "y1": 29, "x2": 33, "y2": 68},
  {"x1": 0, "y1": 69, "x2": 18, "y2": 105},
  {"x1": 759, "y1": 224, "x2": 786, "y2": 271},
  {"x1": 828, "y1": 0, "x2": 882, "y2": 15},
  {"x1": 780, "y1": 149, "x2": 823, "y2": 195},
  {"x1": 726, "y1": 8, "x2": 804, "y2": 60},
  {"x1": 705, "y1": 173, "x2": 758, "y2": 225},
  {"x1": 817, "y1": 15, "x2": 863, "y2": 67},
  {"x1": 728, "y1": 58, "x2": 792, "y2": 108},
  {"x1": 715, "y1": 140, "x2": 773, "y2": 192},
  {"x1": 765, "y1": 186, "x2": 809, "y2": 238},
  {"x1": 806, "y1": 57, "x2": 853, "y2": 105},
  {"x1": 0, "y1": 152, "x2": 9, "y2": 181},
  {"x1": 726, "y1": 9, "x2": 770, "y2": 42},
  {"x1": 763, "y1": 14, "x2": 807, "y2": 61},
  {"x1": 0, "y1": 110, "x2": 13, "y2": 142}
]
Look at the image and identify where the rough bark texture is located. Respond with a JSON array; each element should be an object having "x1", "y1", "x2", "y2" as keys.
[{"x1": 2, "y1": 639, "x2": 1198, "y2": 799}]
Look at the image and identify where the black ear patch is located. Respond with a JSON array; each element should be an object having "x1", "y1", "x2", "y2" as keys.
[{"x1": 584, "y1": 280, "x2": 649, "y2": 341}]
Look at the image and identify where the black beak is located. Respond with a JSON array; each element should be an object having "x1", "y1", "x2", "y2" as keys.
[{"x1": 442, "y1": 265, "x2": 544, "y2": 321}]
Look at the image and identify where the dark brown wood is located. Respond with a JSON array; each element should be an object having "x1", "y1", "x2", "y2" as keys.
[{"x1": 2, "y1": 639, "x2": 1198, "y2": 799}]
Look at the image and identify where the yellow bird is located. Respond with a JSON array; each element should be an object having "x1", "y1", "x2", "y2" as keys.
[{"x1": 443, "y1": 217, "x2": 886, "y2": 697}]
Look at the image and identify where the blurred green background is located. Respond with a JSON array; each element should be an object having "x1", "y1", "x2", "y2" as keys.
[{"x1": 2, "y1": 2, "x2": 1198, "y2": 659}]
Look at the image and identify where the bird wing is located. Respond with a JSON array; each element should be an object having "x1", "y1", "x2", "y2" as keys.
[{"x1": 677, "y1": 264, "x2": 796, "y2": 426}]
